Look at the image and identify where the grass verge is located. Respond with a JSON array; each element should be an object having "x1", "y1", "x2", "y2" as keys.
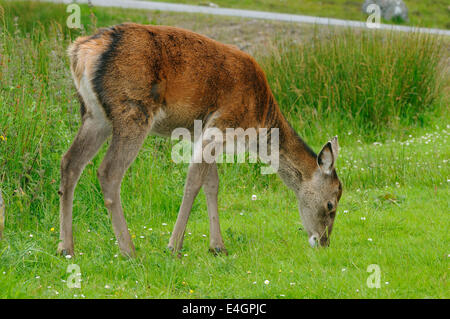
[{"x1": 0, "y1": 0, "x2": 448, "y2": 298}]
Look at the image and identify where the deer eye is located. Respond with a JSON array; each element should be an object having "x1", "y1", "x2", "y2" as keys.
[{"x1": 327, "y1": 201, "x2": 334, "y2": 211}]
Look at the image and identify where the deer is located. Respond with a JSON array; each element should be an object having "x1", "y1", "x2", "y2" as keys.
[{"x1": 58, "y1": 23, "x2": 342, "y2": 258}]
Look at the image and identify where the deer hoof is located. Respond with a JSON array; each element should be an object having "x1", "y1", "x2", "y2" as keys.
[
  {"x1": 119, "y1": 249, "x2": 136, "y2": 259},
  {"x1": 57, "y1": 242, "x2": 74, "y2": 257},
  {"x1": 166, "y1": 245, "x2": 176, "y2": 255},
  {"x1": 209, "y1": 247, "x2": 228, "y2": 256},
  {"x1": 166, "y1": 245, "x2": 182, "y2": 258}
]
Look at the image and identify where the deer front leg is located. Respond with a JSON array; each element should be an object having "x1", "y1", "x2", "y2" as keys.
[
  {"x1": 168, "y1": 162, "x2": 211, "y2": 253},
  {"x1": 203, "y1": 163, "x2": 227, "y2": 255}
]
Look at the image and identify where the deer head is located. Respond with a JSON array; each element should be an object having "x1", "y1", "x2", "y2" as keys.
[{"x1": 279, "y1": 136, "x2": 342, "y2": 247}]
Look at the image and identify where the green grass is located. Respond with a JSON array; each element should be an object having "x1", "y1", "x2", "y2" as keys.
[
  {"x1": 146, "y1": 0, "x2": 450, "y2": 30},
  {"x1": 260, "y1": 30, "x2": 446, "y2": 142},
  {"x1": 0, "y1": 1, "x2": 449, "y2": 298}
]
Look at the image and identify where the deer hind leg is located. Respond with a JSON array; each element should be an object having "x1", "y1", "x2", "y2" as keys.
[
  {"x1": 204, "y1": 163, "x2": 227, "y2": 255},
  {"x1": 97, "y1": 131, "x2": 147, "y2": 258},
  {"x1": 58, "y1": 116, "x2": 111, "y2": 257}
]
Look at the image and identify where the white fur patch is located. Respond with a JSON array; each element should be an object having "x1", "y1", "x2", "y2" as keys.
[{"x1": 78, "y1": 73, "x2": 111, "y2": 131}]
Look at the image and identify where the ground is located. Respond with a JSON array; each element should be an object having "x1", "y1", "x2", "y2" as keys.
[{"x1": 0, "y1": 0, "x2": 448, "y2": 298}]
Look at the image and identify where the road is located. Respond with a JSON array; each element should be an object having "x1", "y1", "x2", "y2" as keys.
[{"x1": 43, "y1": 0, "x2": 450, "y2": 36}]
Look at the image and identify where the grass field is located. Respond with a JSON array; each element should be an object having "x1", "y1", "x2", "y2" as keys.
[
  {"x1": 0, "y1": 1, "x2": 449, "y2": 298},
  {"x1": 147, "y1": 0, "x2": 450, "y2": 30}
]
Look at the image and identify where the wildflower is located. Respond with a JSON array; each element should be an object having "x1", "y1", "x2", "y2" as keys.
[
  {"x1": 342, "y1": 268, "x2": 346, "y2": 272},
  {"x1": 65, "y1": 255, "x2": 72, "y2": 259},
  {"x1": 368, "y1": 238, "x2": 373, "y2": 242},
  {"x1": 50, "y1": 227, "x2": 55, "y2": 232},
  {"x1": 264, "y1": 280, "x2": 270, "y2": 285},
  {"x1": 162, "y1": 223, "x2": 167, "y2": 226},
  {"x1": 105, "y1": 285, "x2": 110, "y2": 289},
  {"x1": 189, "y1": 289, "x2": 194, "y2": 294},
  {"x1": 0, "y1": 135, "x2": 6, "y2": 141},
  {"x1": 247, "y1": 271, "x2": 251, "y2": 274},
  {"x1": 131, "y1": 234, "x2": 136, "y2": 239},
  {"x1": 385, "y1": 282, "x2": 389, "y2": 285},
  {"x1": 252, "y1": 195, "x2": 257, "y2": 201},
  {"x1": 290, "y1": 283, "x2": 296, "y2": 286}
]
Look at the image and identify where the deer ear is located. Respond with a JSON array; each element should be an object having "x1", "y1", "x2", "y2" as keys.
[
  {"x1": 330, "y1": 136, "x2": 339, "y2": 159},
  {"x1": 318, "y1": 136, "x2": 339, "y2": 174}
]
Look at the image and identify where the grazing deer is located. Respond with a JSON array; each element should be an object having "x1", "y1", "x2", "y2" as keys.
[{"x1": 59, "y1": 23, "x2": 342, "y2": 258}]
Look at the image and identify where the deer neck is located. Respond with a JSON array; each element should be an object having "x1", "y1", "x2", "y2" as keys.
[{"x1": 272, "y1": 111, "x2": 318, "y2": 185}]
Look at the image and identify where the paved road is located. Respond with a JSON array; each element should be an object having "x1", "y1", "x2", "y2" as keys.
[{"x1": 45, "y1": 0, "x2": 450, "y2": 36}]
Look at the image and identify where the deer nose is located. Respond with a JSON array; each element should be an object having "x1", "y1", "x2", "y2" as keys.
[{"x1": 309, "y1": 235, "x2": 319, "y2": 248}]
